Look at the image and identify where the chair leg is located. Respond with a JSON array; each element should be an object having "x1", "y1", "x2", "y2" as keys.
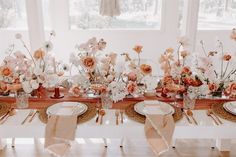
[
  {"x1": 11, "y1": 138, "x2": 15, "y2": 148},
  {"x1": 103, "y1": 138, "x2": 108, "y2": 148},
  {"x1": 172, "y1": 139, "x2": 176, "y2": 149},
  {"x1": 120, "y1": 138, "x2": 124, "y2": 148}
]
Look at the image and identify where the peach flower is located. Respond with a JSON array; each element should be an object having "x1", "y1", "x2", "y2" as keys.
[
  {"x1": 181, "y1": 67, "x2": 192, "y2": 75},
  {"x1": 127, "y1": 82, "x2": 137, "y2": 94},
  {"x1": 70, "y1": 85, "x2": 81, "y2": 97},
  {"x1": 208, "y1": 83, "x2": 218, "y2": 92},
  {"x1": 140, "y1": 64, "x2": 152, "y2": 75},
  {"x1": 223, "y1": 54, "x2": 231, "y2": 61},
  {"x1": 82, "y1": 56, "x2": 96, "y2": 69},
  {"x1": 133, "y1": 45, "x2": 143, "y2": 54},
  {"x1": 180, "y1": 50, "x2": 189, "y2": 58},
  {"x1": 91, "y1": 84, "x2": 107, "y2": 94},
  {"x1": 34, "y1": 49, "x2": 45, "y2": 59},
  {"x1": 0, "y1": 66, "x2": 12, "y2": 76}
]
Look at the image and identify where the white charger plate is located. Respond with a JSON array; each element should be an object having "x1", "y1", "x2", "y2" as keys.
[
  {"x1": 223, "y1": 101, "x2": 236, "y2": 116},
  {"x1": 47, "y1": 102, "x2": 88, "y2": 116},
  {"x1": 134, "y1": 100, "x2": 175, "y2": 116}
]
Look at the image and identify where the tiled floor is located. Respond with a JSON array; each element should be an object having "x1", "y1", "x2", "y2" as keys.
[{"x1": 0, "y1": 139, "x2": 235, "y2": 157}]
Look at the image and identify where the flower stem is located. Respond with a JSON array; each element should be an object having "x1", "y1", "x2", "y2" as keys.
[
  {"x1": 222, "y1": 61, "x2": 229, "y2": 79},
  {"x1": 20, "y1": 39, "x2": 36, "y2": 66}
]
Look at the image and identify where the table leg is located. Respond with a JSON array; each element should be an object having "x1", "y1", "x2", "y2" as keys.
[
  {"x1": 120, "y1": 138, "x2": 124, "y2": 148},
  {"x1": 0, "y1": 138, "x2": 6, "y2": 150},
  {"x1": 171, "y1": 139, "x2": 176, "y2": 149},
  {"x1": 103, "y1": 138, "x2": 108, "y2": 148},
  {"x1": 11, "y1": 138, "x2": 15, "y2": 148}
]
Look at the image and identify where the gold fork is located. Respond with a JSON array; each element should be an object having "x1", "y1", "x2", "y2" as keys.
[{"x1": 21, "y1": 110, "x2": 34, "y2": 125}]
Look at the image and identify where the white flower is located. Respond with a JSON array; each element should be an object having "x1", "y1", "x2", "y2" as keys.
[
  {"x1": 33, "y1": 67, "x2": 43, "y2": 76},
  {"x1": 108, "y1": 81, "x2": 128, "y2": 102},
  {"x1": 14, "y1": 51, "x2": 25, "y2": 59},
  {"x1": 22, "y1": 81, "x2": 33, "y2": 93},
  {"x1": 15, "y1": 33, "x2": 22, "y2": 39},
  {"x1": 114, "y1": 62, "x2": 125, "y2": 75},
  {"x1": 43, "y1": 41, "x2": 53, "y2": 52},
  {"x1": 30, "y1": 80, "x2": 39, "y2": 89},
  {"x1": 69, "y1": 53, "x2": 80, "y2": 67}
]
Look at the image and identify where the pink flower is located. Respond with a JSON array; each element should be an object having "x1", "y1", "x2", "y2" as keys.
[{"x1": 127, "y1": 72, "x2": 137, "y2": 81}]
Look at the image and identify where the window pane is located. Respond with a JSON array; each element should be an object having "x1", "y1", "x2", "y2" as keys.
[
  {"x1": 69, "y1": 0, "x2": 162, "y2": 29},
  {"x1": 198, "y1": 0, "x2": 236, "y2": 30},
  {"x1": 0, "y1": 0, "x2": 27, "y2": 29}
]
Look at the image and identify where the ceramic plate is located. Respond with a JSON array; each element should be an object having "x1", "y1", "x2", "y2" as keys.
[
  {"x1": 47, "y1": 102, "x2": 88, "y2": 116},
  {"x1": 134, "y1": 100, "x2": 175, "y2": 116},
  {"x1": 223, "y1": 101, "x2": 236, "y2": 115}
]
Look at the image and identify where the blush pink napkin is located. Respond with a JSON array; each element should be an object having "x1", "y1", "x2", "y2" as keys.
[
  {"x1": 145, "y1": 114, "x2": 175, "y2": 155},
  {"x1": 44, "y1": 115, "x2": 77, "y2": 157}
]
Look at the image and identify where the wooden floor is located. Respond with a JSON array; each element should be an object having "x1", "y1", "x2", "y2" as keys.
[{"x1": 0, "y1": 139, "x2": 235, "y2": 157}]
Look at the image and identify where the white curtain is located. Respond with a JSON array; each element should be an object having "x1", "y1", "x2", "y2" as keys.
[{"x1": 100, "y1": 0, "x2": 120, "y2": 17}]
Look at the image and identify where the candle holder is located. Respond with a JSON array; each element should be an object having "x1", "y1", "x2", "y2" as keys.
[{"x1": 50, "y1": 87, "x2": 64, "y2": 99}]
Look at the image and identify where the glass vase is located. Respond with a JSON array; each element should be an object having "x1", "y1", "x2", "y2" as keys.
[
  {"x1": 16, "y1": 91, "x2": 29, "y2": 109},
  {"x1": 183, "y1": 93, "x2": 196, "y2": 110}
]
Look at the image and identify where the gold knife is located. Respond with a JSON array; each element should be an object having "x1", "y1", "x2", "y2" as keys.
[
  {"x1": 28, "y1": 111, "x2": 38, "y2": 123},
  {"x1": 21, "y1": 110, "x2": 34, "y2": 125}
]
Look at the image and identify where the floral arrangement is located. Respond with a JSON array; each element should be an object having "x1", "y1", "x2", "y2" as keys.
[
  {"x1": 158, "y1": 38, "x2": 204, "y2": 98},
  {"x1": 0, "y1": 31, "x2": 68, "y2": 97},
  {"x1": 197, "y1": 30, "x2": 236, "y2": 97}
]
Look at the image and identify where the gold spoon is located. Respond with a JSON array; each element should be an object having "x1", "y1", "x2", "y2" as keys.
[
  {"x1": 186, "y1": 109, "x2": 198, "y2": 125},
  {"x1": 99, "y1": 109, "x2": 106, "y2": 125},
  {"x1": 120, "y1": 110, "x2": 124, "y2": 124},
  {"x1": 115, "y1": 110, "x2": 119, "y2": 125},
  {"x1": 206, "y1": 110, "x2": 219, "y2": 125}
]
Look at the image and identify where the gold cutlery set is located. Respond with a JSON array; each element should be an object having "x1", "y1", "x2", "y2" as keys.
[
  {"x1": 0, "y1": 108, "x2": 15, "y2": 124},
  {"x1": 21, "y1": 110, "x2": 38, "y2": 125},
  {"x1": 206, "y1": 109, "x2": 223, "y2": 125},
  {"x1": 115, "y1": 110, "x2": 124, "y2": 125},
  {"x1": 181, "y1": 108, "x2": 198, "y2": 125}
]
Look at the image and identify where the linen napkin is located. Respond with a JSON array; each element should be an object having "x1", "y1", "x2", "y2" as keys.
[
  {"x1": 44, "y1": 115, "x2": 77, "y2": 157},
  {"x1": 144, "y1": 114, "x2": 175, "y2": 156}
]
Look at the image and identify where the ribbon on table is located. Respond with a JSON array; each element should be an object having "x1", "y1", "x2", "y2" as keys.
[
  {"x1": 44, "y1": 115, "x2": 77, "y2": 157},
  {"x1": 144, "y1": 114, "x2": 175, "y2": 155}
]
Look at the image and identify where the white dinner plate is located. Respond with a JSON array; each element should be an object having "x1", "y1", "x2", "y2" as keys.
[
  {"x1": 134, "y1": 100, "x2": 175, "y2": 116},
  {"x1": 223, "y1": 101, "x2": 236, "y2": 116},
  {"x1": 47, "y1": 102, "x2": 88, "y2": 116}
]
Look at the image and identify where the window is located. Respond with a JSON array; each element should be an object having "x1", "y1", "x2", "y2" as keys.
[
  {"x1": 0, "y1": 0, "x2": 27, "y2": 29},
  {"x1": 69, "y1": 0, "x2": 162, "y2": 29},
  {"x1": 198, "y1": 0, "x2": 236, "y2": 30}
]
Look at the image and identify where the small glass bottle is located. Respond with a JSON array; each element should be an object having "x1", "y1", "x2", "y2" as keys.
[{"x1": 16, "y1": 90, "x2": 29, "y2": 109}]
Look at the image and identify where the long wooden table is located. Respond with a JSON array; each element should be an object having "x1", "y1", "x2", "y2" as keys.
[{"x1": 0, "y1": 91, "x2": 235, "y2": 109}]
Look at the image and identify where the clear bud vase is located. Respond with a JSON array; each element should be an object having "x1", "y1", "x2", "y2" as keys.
[
  {"x1": 183, "y1": 93, "x2": 196, "y2": 110},
  {"x1": 16, "y1": 90, "x2": 29, "y2": 109},
  {"x1": 101, "y1": 93, "x2": 113, "y2": 109}
]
